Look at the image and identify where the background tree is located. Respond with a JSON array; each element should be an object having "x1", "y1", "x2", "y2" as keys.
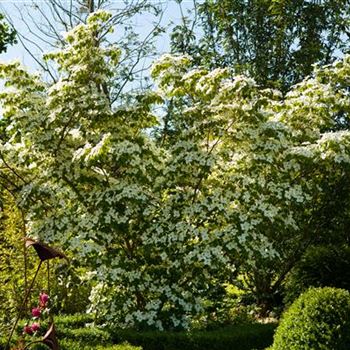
[
  {"x1": 0, "y1": 12, "x2": 16, "y2": 53},
  {"x1": 171, "y1": 0, "x2": 350, "y2": 93}
]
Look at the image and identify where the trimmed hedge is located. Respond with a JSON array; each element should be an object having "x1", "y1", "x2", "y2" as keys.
[
  {"x1": 55, "y1": 313, "x2": 95, "y2": 328},
  {"x1": 271, "y1": 287, "x2": 350, "y2": 350},
  {"x1": 1, "y1": 314, "x2": 276, "y2": 350},
  {"x1": 57, "y1": 327, "x2": 111, "y2": 346},
  {"x1": 0, "y1": 315, "x2": 109, "y2": 350},
  {"x1": 28, "y1": 341, "x2": 141, "y2": 350},
  {"x1": 112, "y1": 323, "x2": 277, "y2": 350},
  {"x1": 11, "y1": 342, "x2": 140, "y2": 350},
  {"x1": 1, "y1": 332, "x2": 138, "y2": 350},
  {"x1": 59, "y1": 341, "x2": 141, "y2": 350}
]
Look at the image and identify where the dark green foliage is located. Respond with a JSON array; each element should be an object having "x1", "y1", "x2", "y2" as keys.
[
  {"x1": 1, "y1": 315, "x2": 275, "y2": 350},
  {"x1": 171, "y1": 0, "x2": 350, "y2": 93},
  {"x1": 0, "y1": 13, "x2": 16, "y2": 54},
  {"x1": 0, "y1": 314, "x2": 136, "y2": 350},
  {"x1": 50, "y1": 261, "x2": 92, "y2": 315},
  {"x1": 284, "y1": 245, "x2": 350, "y2": 304},
  {"x1": 111, "y1": 323, "x2": 276, "y2": 350},
  {"x1": 58, "y1": 341, "x2": 142, "y2": 350},
  {"x1": 55, "y1": 313, "x2": 95, "y2": 328},
  {"x1": 271, "y1": 287, "x2": 350, "y2": 350},
  {"x1": 57, "y1": 327, "x2": 111, "y2": 345},
  {"x1": 3, "y1": 341, "x2": 140, "y2": 350}
]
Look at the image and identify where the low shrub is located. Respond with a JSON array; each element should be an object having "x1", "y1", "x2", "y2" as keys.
[
  {"x1": 24, "y1": 341, "x2": 140, "y2": 350},
  {"x1": 57, "y1": 326, "x2": 111, "y2": 346},
  {"x1": 271, "y1": 287, "x2": 350, "y2": 350},
  {"x1": 2, "y1": 314, "x2": 276, "y2": 350},
  {"x1": 0, "y1": 336, "x2": 5, "y2": 350},
  {"x1": 192, "y1": 284, "x2": 256, "y2": 331},
  {"x1": 58, "y1": 340, "x2": 141, "y2": 350},
  {"x1": 1, "y1": 331, "x2": 139, "y2": 350},
  {"x1": 50, "y1": 263, "x2": 92, "y2": 315},
  {"x1": 2, "y1": 316, "x2": 107, "y2": 350},
  {"x1": 55, "y1": 313, "x2": 95, "y2": 328},
  {"x1": 112, "y1": 323, "x2": 276, "y2": 350}
]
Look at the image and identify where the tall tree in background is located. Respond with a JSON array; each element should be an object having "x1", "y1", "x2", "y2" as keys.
[{"x1": 171, "y1": 0, "x2": 350, "y2": 93}]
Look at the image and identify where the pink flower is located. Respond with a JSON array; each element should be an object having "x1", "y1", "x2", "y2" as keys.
[
  {"x1": 23, "y1": 325, "x2": 33, "y2": 335},
  {"x1": 31, "y1": 322, "x2": 40, "y2": 332},
  {"x1": 31, "y1": 307, "x2": 41, "y2": 318},
  {"x1": 39, "y1": 292, "x2": 49, "y2": 307}
]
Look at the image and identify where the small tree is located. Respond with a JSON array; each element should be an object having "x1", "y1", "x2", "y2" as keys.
[{"x1": 1, "y1": 11, "x2": 350, "y2": 329}]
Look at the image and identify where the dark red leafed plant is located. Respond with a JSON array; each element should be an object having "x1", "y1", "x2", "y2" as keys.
[{"x1": 14, "y1": 292, "x2": 51, "y2": 349}]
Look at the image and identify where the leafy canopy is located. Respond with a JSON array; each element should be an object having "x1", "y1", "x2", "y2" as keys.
[
  {"x1": 171, "y1": 0, "x2": 350, "y2": 93},
  {"x1": 1, "y1": 10, "x2": 350, "y2": 330}
]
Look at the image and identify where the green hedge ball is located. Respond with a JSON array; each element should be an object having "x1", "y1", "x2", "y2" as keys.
[{"x1": 271, "y1": 287, "x2": 350, "y2": 350}]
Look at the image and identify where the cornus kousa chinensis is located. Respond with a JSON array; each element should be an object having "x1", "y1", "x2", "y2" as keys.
[{"x1": 3, "y1": 10, "x2": 350, "y2": 330}]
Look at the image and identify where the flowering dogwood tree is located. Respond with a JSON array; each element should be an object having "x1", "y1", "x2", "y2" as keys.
[
  {"x1": 1, "y1": 11, "x2": 350, "y2": 329},
  {"x1": 151, "y1": 53, "x2": 350, "y2": 313}
]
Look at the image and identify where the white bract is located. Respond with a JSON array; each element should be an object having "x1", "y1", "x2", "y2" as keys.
[{"x1": 1, "y1": 11, "x2": 350, "y2": 330}]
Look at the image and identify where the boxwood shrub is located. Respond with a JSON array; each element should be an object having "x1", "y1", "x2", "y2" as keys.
[
  {"x1": 1, "y1": 315, "x2": 276, "y2": 350},
  {"x1": 0, "y1": 333, "x2": 139, "y2": 350},
  {"x1": 55, "y1": 313, "x2": 95, "y2": 328},
  {"x1": 57, "y1": 326, "x2": 112, "y2": 345},
  {"x1": 56, "y1": 340, "x2": 141, "y2": 350},
  {"x1": 271, "y1": 287, "x2": 350, "y2": 350},
  {"x1": 112, "y1": 323, "x2": 276, "y2": 350},
  {"x1": 20, "y1": 341, "x2": 140, "y2": 350}
]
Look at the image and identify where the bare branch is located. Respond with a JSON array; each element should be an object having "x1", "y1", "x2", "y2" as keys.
[{"x1": 15, "y1": 31, "x2": 58, "y2": 83}]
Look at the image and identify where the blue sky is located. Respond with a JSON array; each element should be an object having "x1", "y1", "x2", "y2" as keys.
[{"x1": 0, "y1": 0, "x2": 196, "y2": 70}]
